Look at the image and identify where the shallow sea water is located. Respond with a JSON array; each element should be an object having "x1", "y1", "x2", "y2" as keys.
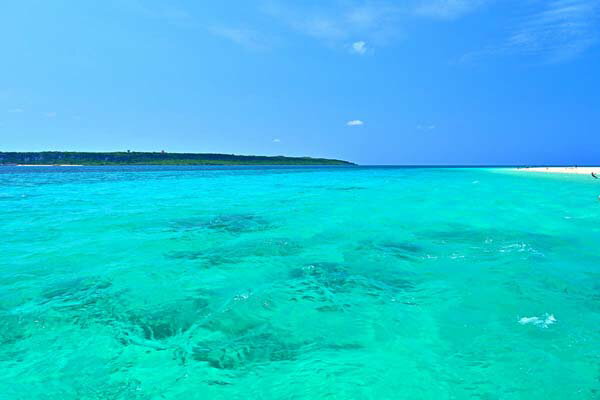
[{"x1": 0, "y1": 166, "x2": 599, "y2": 399}]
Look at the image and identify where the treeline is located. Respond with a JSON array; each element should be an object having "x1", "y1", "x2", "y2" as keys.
[{"x1": 0, "y1": 151, "x2": 354, "y2": 166}]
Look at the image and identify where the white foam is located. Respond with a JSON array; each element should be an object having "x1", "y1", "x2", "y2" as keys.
[{"x1": 518, "y1": 313, "x2": 556, "y2": 328}]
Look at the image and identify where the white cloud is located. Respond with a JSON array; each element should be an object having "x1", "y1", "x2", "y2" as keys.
[
  {"x1": 273, "y1": 138, "x2": 281, "y2": 142},
  {"x1": 347, "y1": 119, "x2": 364, "y2": 126},
  {"x1": 415, "y1": 0, "x2": 488, "y2": 19},
  {"x1": 351, "y1": 40, "x2": 367, "y2": 54},
  {"x1": 417, "y1": 124, "x2": 436, "y2": 130},
  {"x1": 43, "y1": 112, "x2": 57, "y2": 118},
  {"x1": 8, "y1": 108, "x2": 24, "y2": 113}
]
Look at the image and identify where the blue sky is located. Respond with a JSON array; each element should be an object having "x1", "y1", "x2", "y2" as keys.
[{"x1": 1, "y1": 0, "x2": 599, "y2": 165}]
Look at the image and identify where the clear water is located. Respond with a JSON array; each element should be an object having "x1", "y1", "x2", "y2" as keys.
[{"x1": 1, "y1": 166, "x2": 598, "y2": 399}]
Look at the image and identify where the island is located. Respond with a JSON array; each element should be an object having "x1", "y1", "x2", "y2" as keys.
[{"x1": 0, "y1": 151, "x2": 354, "y2": 166}]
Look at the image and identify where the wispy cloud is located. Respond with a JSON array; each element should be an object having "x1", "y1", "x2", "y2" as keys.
[
  {"x1": 414, "y1": 0, "x2": 488, "y2": 19},
  {"x1": 347, "y1": 119, "x2": 364, "y2": 126},
  {"x1": 506, "y1": 0, "x2": 599, "y2": 61},
  {"x1": 464, "y1": 0, "x2": 600, "y2": 62},
  {"x1": 351, "y1": 40, "x2": 368, "y2": 54},
  {"x1": 263, "y1": 2, "x2": 402, "y2": 48},
  {"x1": 417, "y1": 124, "x2": 436, "y2": 130},
  {"x1": 130, "y1": 1, "x2": 273, "y2": 50},
  {"x1": 126, "y1": 1, "x2": 197, "y2": 28},
  {"x1": 272, "y1": 138, "x2": 281, "y2": 142},
  {"x1": 43, "y1": 112, "x2": 57, "y2": 118},
  {"x1": 262, "y1": 1, "x2": 488, "y2": 53},
  {"x1": 8, "y1": 108, "x2": 24, "y2": 113},
  {"x1": 209, "y1": 26, "x2": 272, "y2": 50}
]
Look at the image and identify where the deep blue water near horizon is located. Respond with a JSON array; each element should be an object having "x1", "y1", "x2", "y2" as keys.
[{"x1": 1, "y1": 165, "x2": 599, "y2": 399}]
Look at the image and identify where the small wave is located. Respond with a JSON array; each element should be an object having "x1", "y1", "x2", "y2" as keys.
[{"x1": 518, "y1": 313, "x2": 556, "y2": 328}]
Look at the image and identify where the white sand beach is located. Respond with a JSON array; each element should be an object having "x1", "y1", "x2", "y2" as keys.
[{"x1": 516, "y1": 167, "x2": 600, "y2": 176}]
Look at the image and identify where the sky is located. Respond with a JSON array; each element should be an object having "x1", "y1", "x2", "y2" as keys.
[{"x1": 1, "y1": 0, "x2": 599, "y2": 165}]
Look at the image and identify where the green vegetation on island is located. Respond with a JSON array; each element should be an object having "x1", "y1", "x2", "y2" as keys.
[{"x1": 0, "y1": 151, "x2": 354, "y2": 166}]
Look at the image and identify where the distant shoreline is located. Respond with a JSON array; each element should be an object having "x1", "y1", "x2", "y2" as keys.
[
  {"x1": 16, "y1": 164, "x2": 84, "y2": 167},
  {"x1": 0, "y1": 151, "x2": 354, "y2": 166},
  {"x1": 515, "y1": 166, "x2": 600, "y2": 176},
  {"x1": 8, "y1": 164, "x2": 345, "y2": 167}
]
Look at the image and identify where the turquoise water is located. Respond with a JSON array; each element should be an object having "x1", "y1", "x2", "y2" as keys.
[{"x1": 1, "y1": 166, "x2": 599, "y2": 399}]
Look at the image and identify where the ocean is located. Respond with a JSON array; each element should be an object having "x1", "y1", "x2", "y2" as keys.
[{"x1": 1, "y1": 166, "x2": 598, "y2": 399}]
